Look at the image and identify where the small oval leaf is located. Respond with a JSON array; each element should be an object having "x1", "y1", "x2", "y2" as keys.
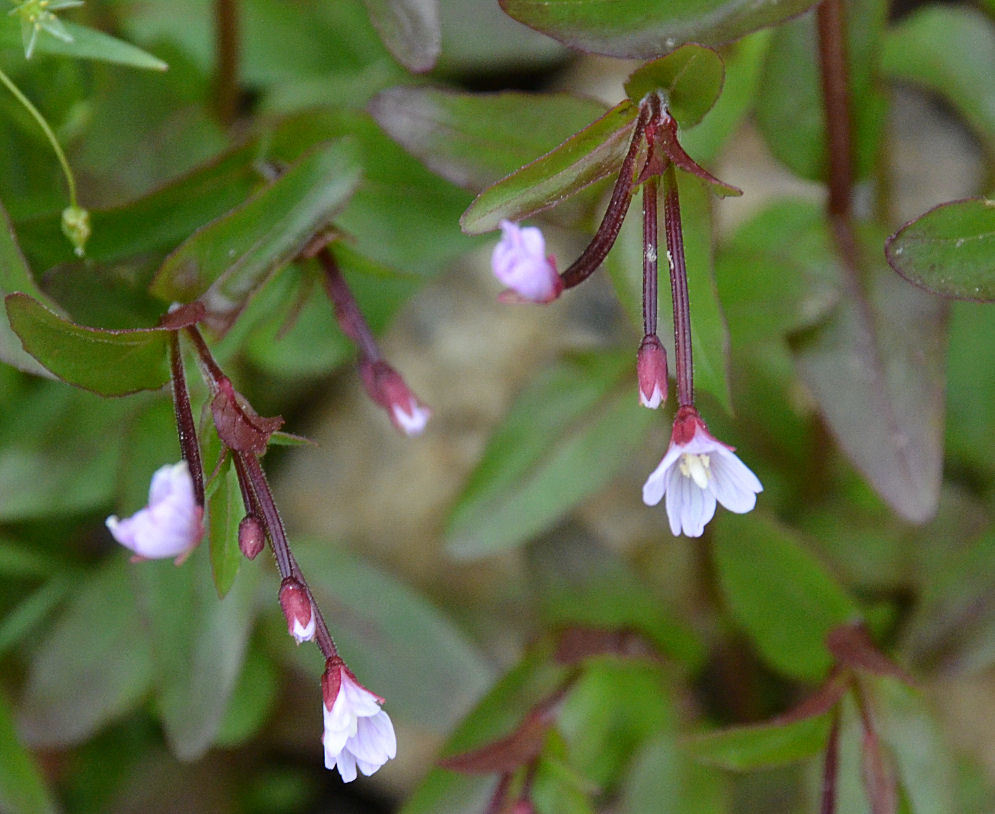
[
  {"x1": 0, "y1": 17, "x2": 167, "y2": 70},
  {"x1": 362, "y1": 0, "x2": 440, "y2": 72},
  {"x1": 460, "y1": 101, "x2": 638, "y2": 234},
  {"x1": 624, "y1": 45, "x2": 724, "y2": 128},
  {"x1": 885, "y1": 198, "x2": 995, "y2": 301},
  {"x1": 5, "y1": 293, "x2": 171, "y2": 396}
]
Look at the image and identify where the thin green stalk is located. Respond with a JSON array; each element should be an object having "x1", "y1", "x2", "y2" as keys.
[{"x1": 0, "y1": 65, "x2": 77, "y2": 208}]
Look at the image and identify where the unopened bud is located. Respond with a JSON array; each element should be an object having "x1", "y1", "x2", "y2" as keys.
[
  {"x1": 637, "y1": 334, "x2": 668, "y2": 409},
  {"x1": 512, "y1": 802, "x2": 537, "y2": 814},
  {"x1": 279, "y1": 577, "x2": 315, "y2": 644},
  {"x1": 61, "y1": 205, "x2": 90, "y2": 257},
  {"x1": 238, "y1": 514, "x2": 265, "y2": 560},
  {"x1": 359, "y1": 359, "x2": 431, "y2": 437}
]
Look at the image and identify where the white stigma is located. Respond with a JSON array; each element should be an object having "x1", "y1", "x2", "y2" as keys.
[{"x1": 679, "y1": 453, "x2": 711, "y2": 489}]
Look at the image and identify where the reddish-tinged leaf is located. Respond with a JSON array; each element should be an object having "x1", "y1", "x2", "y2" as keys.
[
  {"x1": 460, "y1": 101, "x2": 639, "y2": 234},
  {"x1": 439, "y1": 701, "x2": 559, "y2": 774},
  {"x1": 861, "y1": 724, "x2": 897, "y2": 814},
  {"x1": 159, "y1": 301, "x2": 207, "y2": 330},
  {"x1": 210, "y1": 379, "x2": 284, "y2": 455},
  {"x1": 774, "y1": 668, "x2": 850, "y2": 725},
  {"x1": 826, "y1": 624, "x2": 915, "y2": 686},
  {"x1": 5, "y1": 293, "x2": 171, "y2": 396},
  {"x1": 554, "y1": 627, "x2": 658, "y2": 664}
]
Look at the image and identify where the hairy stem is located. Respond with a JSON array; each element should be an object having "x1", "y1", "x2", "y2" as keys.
[
  {"x1": 662, "y1": 163, "x2": 694, "y2": 407},
  {"x1": 560, "y1": 105, "x2": 650, "y2": 289},
  {"x1": 318, "y1": 247, "x2": 382, "y2": 362},
  {"x1": 169, "y1": 333, "x2": 205, "y2": 506},
  {"x1": 642, "y1": 176, "x2": 659, "y2": 338}
]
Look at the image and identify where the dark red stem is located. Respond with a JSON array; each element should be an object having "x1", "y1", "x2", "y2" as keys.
[
  {"x1": 821, "y1": 708, "x2": 841, "y2": 814},
  {"x1": 642, "y1": 176, "x2": 659, "y2": 338},
  {"x1": 560, "y1": 105, "x2": 650, "y2": 289},
  {"x1": 214, "y1": 0, "x2": 239, "y2": 125},
  {"x1": 318, "y1": 247, "x2": 381, "y2": 363},
  {"x1": 816, "y1": 0, "x2": 854, "y2": 221},
  {"x1": 662, "y1": 163, "x2": 694, "y2": 407},
  {"x1": 169, "y1": 332, "x2": 205, "y2": 506}
]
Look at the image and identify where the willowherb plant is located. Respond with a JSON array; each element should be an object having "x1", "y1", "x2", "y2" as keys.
[{"x1": 0, "y1": 0, "x2": 992, "y2": 810}]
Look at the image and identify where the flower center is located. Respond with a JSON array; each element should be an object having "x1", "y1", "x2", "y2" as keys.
[{"x1": 679, "y1": 453, "x2": 711, "y2": 489}]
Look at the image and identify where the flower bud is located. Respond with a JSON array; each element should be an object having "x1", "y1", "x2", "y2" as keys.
[
  {"x1": 359, "y1": 359, "x2": 431, "y2": 436},
  {"x1": 238, "y1": 514, "x2": 265, "y2": 560},
  {"x1": 637, "y1": 333, "x2": 668, "y2": 409},
  {"x1": 61, "y1": 204, "x2": 90, "y2": 257},
  {"x1": 491, "y1": 220, "x2": 563, "y2": 304},
  {"x1": 279, "y1": 577, "x2": 315, "y2": 644}
]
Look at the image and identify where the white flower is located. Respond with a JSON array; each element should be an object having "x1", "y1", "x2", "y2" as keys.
[
  {"x1": 322, "y1": 659, "x2": 397, "y2": 782},
  {"x1": 491, "y1": 220, "x2": 563, "y2": 303},
  {"x1": 106, "y1": 461, "x2": 204, "y2": 561},
  {"x1": 642, "y1": 407, "x2": 762, "y2": 537}
]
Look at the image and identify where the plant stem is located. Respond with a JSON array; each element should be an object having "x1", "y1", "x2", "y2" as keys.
[
  {"x1": 318, "y1": 247, "x2": 382, "y2": 363},
  {"x1": 821, "y1": 708, "x2": 841, "y2": 814},
  {"x1": 662, "y1": 163, "x2": 694, "y2": 407},
  {"x1": 642, "y1": 176, "x2": 659, "y2": 338},
  {"x1": 214, "y1": 0, "x2": 239, "y2": 125},
  {"x1": 0, "y1": 66, "x2": 77, "y2": 208},
  {"x1": 560, "y1": 105, "x2": 650, "y2": 289},
  {"x1": 816, "y1": 0, "x2": 853, "y2": 221},
  {"x1": 169, "y1": 332, "x2": 205, "y2": 507}
]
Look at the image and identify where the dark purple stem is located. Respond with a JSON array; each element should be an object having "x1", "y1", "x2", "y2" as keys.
[
  {"x1": 816, "y1": 0, "x2": 853, "y2": 221},
  {"x1": 318, "y1": 247, "x2": 381, "y2": 363},
  {"x1": 821, "y1": 708, "x2": 841, "y2": 814},
  {"x1": 662, "y1": 163, "x2": 694, "y2": 407},
  {"x1": 184, "y1": 324, "x2": 227, "y2": 391},
  {"x1": 214, "y1": 0, "x2": 239, "y2": 125},
  {"x1": 642, "y1": 176, "x2": 659, "y2": 338},
  {"x1": 169, "y1": 332, "x2": 205, "y2": 506},
  {"x1": 560, "y1": 105, "x2": 651, "y2": 289}
]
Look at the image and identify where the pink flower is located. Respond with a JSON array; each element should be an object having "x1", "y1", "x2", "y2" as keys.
[
  {"x1": 642, "y1": 407, "x2": 762, "y2": 537},
  {"x1": 322, "y1": 658, "x2": 397, "y2": 782},
  {"x1": 279, "y1": 577, "x2": 315, "y2": 644},
  {"x1": 637, "y1": 334, "x2": 668, "y2": 409},
  {"x1": 106, "y1": 461, "x2": 204, "y2": 561},
  {"x1": 491, "y1": 220, "x2": 563, "y2": 303}
]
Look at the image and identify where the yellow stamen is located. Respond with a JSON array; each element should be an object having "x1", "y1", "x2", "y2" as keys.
[{"x1": 679, "y1": 453, "x2": 711, "y2": 489}]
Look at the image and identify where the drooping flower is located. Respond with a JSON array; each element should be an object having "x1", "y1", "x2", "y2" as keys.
[
  {"x1": 106, "y1": 460, "x2": 204, "y2": 561},
  {"x1": 359, "y1": 359, "x2": 431, "y2": 436},
  {"x1": 642, "y1": 406, "x2": 762, "y2": 537},
  {"x1": 279, "y1": 577, "x2": 315, "y2": 644},
  {"x1": 637, "y1": 334, "x2": 668, "y2": 409},
  {"x1": 322, "y1": 658, "x2": 397, "y2": 782},
  {"x1": 491, "y1": 220, "x2": 563, "y2": 304}
]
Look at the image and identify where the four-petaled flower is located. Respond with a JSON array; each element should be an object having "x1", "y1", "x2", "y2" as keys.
[
  {"x1": 491, "y1": 220, "x2": 563, "y2": 304},
  {"x1": 642, "y1": 406, "x2": 762, "y2": 537},
  {"x1": 106, "y1": 460, "x2": 204, "y2": 562},
  {"x1": 322, "y1": 658, "x2": 397, "y2": 782}
]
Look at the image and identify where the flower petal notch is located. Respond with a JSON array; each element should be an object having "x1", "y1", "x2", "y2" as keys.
[
  {"x1": 642, "y1": 406, "x2": 762, "y2": 537},
  {"x1": 322, "y1": 657, "x2": 397, "y2": 782},
  {"x1": 491, "y1": 220, "x2": 563, "y2": 304},
  {"x1": 106, "y1": 460, "x2": 205, "y2": 562}
]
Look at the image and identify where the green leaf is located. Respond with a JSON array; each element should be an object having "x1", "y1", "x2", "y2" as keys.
[
  {"x1": 152, "y1": 140, "x2": 361, "y2": 329},
  {"x1": 460, "y1": 100, "x2": 638, "y2": 234},
  {"x1": 885, "y1": 198, "x2": 995, "y2": 301},
  {"x1": 206, "y1": 458, "x2": 242, "y2": 598},
  {"x1": 0, "y1": 199, "x2": 57, "y2": 377},
  {"x1": 133, "y1": 543, "x2": 258, "y2": 760},
  {"x1": 361, "y1": 0, "x2": 440, "y2": 72},
  {"x1": 790, "y1": 228, "x2": 947, "y2": 523},
  {"x1": 499, "y1": 0, "x2": 821, "y2": 59},
  {"x1": 0, "y1": 692, "x2": 58, "y2": 814},
  {"x1": 291, "y1": 540, "x2": 493, "y2": 731},
  {"x1": 712, "y1": 512, "x2": 859, "y2": 681},
  {"x1": 0, "y1": 575, "x2": 72, "y2": 660},
  {"x1": 0, "y1": 17, "x2": 168, "y2": 70},
  {"x1": 686, "y1": 713, "x2": 834, "y2": 770},
  {"x1": 369, "y1": 87, "x2": 612, "y2": 191},
  {"x1": 875, "y1": 678, "x2": 956, "y2": 814},
  {"x1": 755, "y1": 0, "x2": 887, "y2": 181},
  {"x1": 5, "y1": 293, "x2": 171, "y2": 396},
  {"x1": 621, "y1": 734, "x2": 728, "y2": 814},
  {"x1": 213, "y1": 646, "x2": 280, "y2": 748},
  {"x1": 623, "y1": 45, "x2": 724, "y2": 127},
  {"x1": 881, "y1": 6, "x2": 995, "y2": 157},
  {"x1": 445, "y1": 350, "x2": 655, "y2": 559},
  {"x1": 18, "y1": 557, "x2": 155, "y2": 746}
]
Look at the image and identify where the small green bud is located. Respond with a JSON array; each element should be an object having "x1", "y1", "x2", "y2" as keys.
[{"x1": 61, "y1": 204, "x2": 90, "y2": 257}]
